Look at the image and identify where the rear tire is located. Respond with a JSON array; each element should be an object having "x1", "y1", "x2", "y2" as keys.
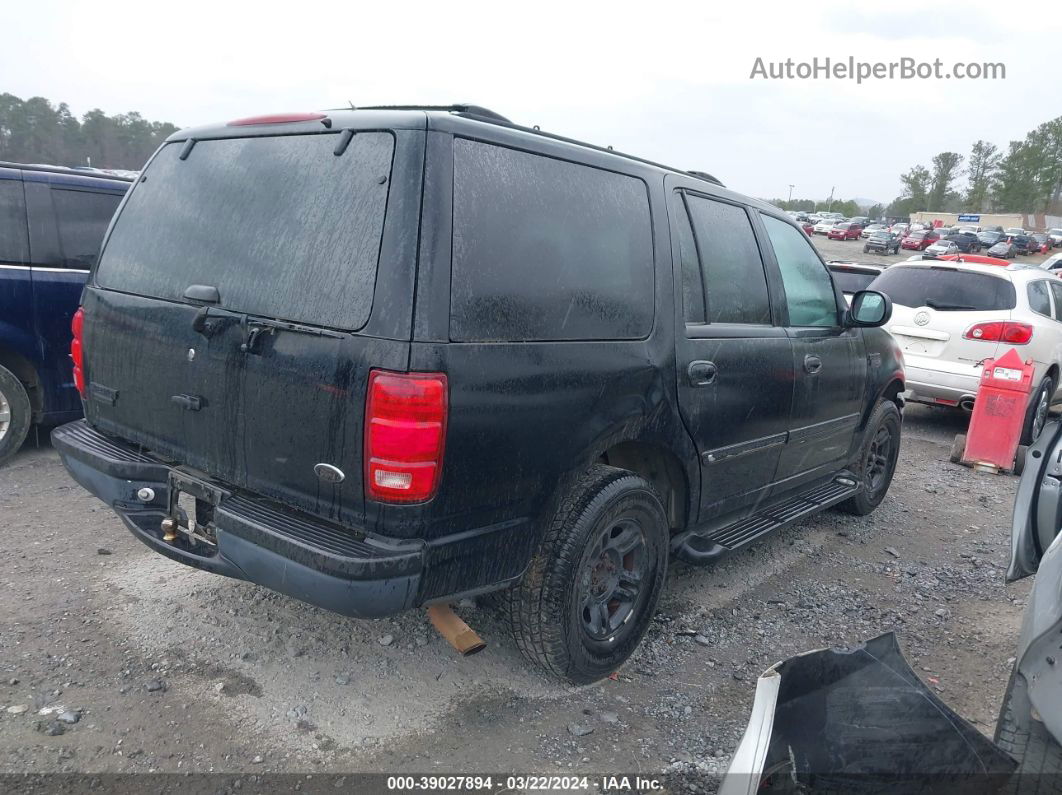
[
  {"x1": 1021, "y1": 376, "x2": 1055, "y2": 446},
  {"x1": 0, "y1": 365, "x2": 32, "y2": 467},
  {"x1": 1014, "y1": 445, "x2": 1029, "y2": 476},
  {"x1": 995, "y1": 665, "x2": 1062, "y2": 793},
  {"x1": 838, "y1": 400, "x2": 901, "y2": 516},
  {"x1": 504, "y1": 465, "x2": 669, "y2": 684},
  {"x1": 950, "y1": 433, "x2": 967, "y2": 464}
]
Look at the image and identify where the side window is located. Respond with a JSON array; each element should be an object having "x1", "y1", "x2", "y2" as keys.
[
  {"x1": 673, "y1": 198, "x2": 705, "y2": 324},
  {"x1": 1050, "y1": 282, "x2": 1062, "y2": 322},
  {"x1": 0, "y1": 178, "x2": 28, "y2": 264},
  {"x1": 684, "y1": 194, "x2": 771, "y2": 325},
  {"x1": 450, "y1": 140, "x2": 654, "y2": 341},
  {"x1": 1028, "y1": 281, "x2": 1052, "y2": 318},
  {"x1": 51, "y1": 188, "x2": 122, "y2": 269},
  {"x1": 761, "y1": 214, "x2": 839, "y2": 327}
]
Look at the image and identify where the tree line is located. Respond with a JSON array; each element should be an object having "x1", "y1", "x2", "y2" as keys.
[
  {"x1": 772, "y1": 115, "x2": 1062, "y2": 219},
  {"x1": 884, "y1": 116, "x2": 1062, "y2": 217},
  {"x1": 772, "y1": 196, "x2": 884, "y2": 221},
  {"x1": 0, "y1": 92, "x2": 179, "y2": 171}
]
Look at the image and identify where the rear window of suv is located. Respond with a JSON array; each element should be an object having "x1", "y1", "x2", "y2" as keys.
[
  {"x1": 96, "y1": 132, "x2": 394, "y2": 330},
  {"x1": 450, "y1": 139, "x2": 653, "y2": 342},
  {"x1": 870, "y1": 266, "x2": 1016, "y2": 311}
]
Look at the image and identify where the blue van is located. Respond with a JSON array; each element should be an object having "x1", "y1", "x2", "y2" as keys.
[{"x1": 0, "y1": 162, "x2": 131, "y2": 464}]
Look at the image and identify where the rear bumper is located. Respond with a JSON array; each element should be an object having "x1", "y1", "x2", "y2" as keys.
[
  {"x1": 52, "y1": 421, "x2": 529, "y2": 619},
  {"x1": 903, "y1": 362, "x2": 982, "y2": 404}
]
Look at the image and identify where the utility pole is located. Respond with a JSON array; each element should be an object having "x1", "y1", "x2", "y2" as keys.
[
  {"x1": 787, "y1": 184, "x2": 794, "y2": 204},
  {"x1": 826, "y1": 186, "x2": 835, "y2": 212}
]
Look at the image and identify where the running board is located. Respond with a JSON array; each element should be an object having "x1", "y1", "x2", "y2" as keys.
[{"x1": 673, "y1": 474, "x2": 860, "y2": 566}]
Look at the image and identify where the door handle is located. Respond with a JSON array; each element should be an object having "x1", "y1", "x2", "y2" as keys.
[
  {"x1": 687, "y1": 360, "x2": 718, "y2": 386},
  {"x1": 804, "y1": 354, "x2": 823, "y2": 375}
]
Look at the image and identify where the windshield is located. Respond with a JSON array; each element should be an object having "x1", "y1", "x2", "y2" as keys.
[
  {"x1": 870, "y1": 266, "x2": 1016, "y2": 311},
  {"x1": 96, "y1": 132, "x2": 394, "y2": 330},
  {"x1": 909, "y1": 232, "x2": 926, "y2": 240}
]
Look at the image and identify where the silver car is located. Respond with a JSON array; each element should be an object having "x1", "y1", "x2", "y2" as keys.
[{"x1": 999, "y1": 419, "x2": 1062, "y2": 782}]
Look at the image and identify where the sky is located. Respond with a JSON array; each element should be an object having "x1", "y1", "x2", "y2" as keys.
[{"x1": 5, "y1": 0, "x2": 1059, "y2": 205}]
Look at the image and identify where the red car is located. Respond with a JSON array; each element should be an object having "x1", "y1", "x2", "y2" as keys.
[
  {"x1": 801, "y1": 222, "x2": 815, "y2": 236},
  {"x1": 826, "y1": 222, "x2": 863, "y2": 240},
  {"x1": 900, "y1": 229, "x2": 940, "y2": 250}
]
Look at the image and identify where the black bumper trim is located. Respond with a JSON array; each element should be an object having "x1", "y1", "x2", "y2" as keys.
[{"x1": 52, "y1": 421, "x2": 424, "y2": 618}]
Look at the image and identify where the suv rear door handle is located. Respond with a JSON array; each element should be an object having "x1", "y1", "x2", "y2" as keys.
[
  {"x1": 687, "y1": 360, "x2": 718, "y2": 386},
  {"x1": 804, "y1": 354, "x2": 823, "y2": 374}
]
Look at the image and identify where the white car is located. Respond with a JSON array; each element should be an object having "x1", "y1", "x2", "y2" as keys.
[
  {"x1": 923, "y1": 239, "x2": 959, "y2": 258},
  {"x1": 812, "y1": 219, "x2": 836, "y2": 235},
  {"x1": 890, "y1": 223, "x2": 910, "y2": 236},
  {"x1": 874, "y1": 260, "x2": 1062, "y2": 443},
  {"x1": 1042, "y1": 252, "x2": 1062, "y2": 273},
  {"x1": 1048, "y1": 228, "x2": 1062, "y2": 247}
]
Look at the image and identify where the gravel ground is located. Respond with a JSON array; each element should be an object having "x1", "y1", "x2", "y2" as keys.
[
  {"x1": 0, "y1": 237, "x2": 1045, "y2": 786},
  {"x1": 0, "y1": 409, "x2": 1031, "y2": 787}
]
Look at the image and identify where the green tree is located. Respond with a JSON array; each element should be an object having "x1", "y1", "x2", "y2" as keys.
[
  {"x1": 965, "y1": 140, "x2": 999, "y2": 212},
  {"x1": 927, "y1": 152, "x2": 963, "y2": 211},
  {"x1": 866, "y1": 203, "x2": 885, "y2": 219},
  {"x1": 993, "y1": 140, "x2": 1041, "y2": 212},
  {"x1": 899, "y1": 165, "x2": 931, "y2": 212},
  {"x1": 0, "y1": 92, "x2": 177, "y2": 169}
]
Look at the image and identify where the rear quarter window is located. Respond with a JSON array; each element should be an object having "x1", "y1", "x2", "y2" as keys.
[
  {"x1": 0, "y1": 178, "x2": 28, "y2": 264},
  {"x1": 52, "y1": 188, "x2": 123, "y2": 269},
  {"x1": 870, "y1": 266, "x2": 1016, "y2": 311},
  {"x1": 1028, "y1": 280, "x2": 1052, "y2": 317},
  {"x1": 450, "y1": 140, "x2": 654, "y2": 342}
]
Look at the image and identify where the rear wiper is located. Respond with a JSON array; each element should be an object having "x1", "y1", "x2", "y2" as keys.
[
  {"x1": 191, "y1": 305, "x2": 346, "y2": 349},
  {"x1": 925, "y1": 299, "x2": 977, "y2": 311}
]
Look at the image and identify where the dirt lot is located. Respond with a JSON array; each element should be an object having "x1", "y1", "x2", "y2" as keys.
[{"x1": 0, "y1": 237, "x2": 1044, "y2": 786}]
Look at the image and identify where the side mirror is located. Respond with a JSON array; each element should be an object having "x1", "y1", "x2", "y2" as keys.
[{"x1": 847, "y1": 290, "x2": 892, "y2": 328}]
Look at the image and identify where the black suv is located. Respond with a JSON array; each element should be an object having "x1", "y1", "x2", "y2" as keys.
[
  {"x1": 53, "y1": 106, "x2": 904, "y2": 683},
  {"x1": 944, "y1": 231, "x2": 982, "y2": 253}
]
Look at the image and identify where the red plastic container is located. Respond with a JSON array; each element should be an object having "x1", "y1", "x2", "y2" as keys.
[{"x1": 962, "y1": 348, "x2": 1035, "y2": 471}]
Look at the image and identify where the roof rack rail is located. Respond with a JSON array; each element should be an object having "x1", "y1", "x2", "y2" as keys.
[
  {"x1": 686, "y1": 170, "x2": 723, "y2": 186},
  {"x1": 350, "y1": 104, "x2": 511, "y2": 123},
  {"x1": 0, "y1": 160, "x2": 136, "y2": 180},
  {"x1": 327, "y1": 105, "x2": 727, "y2": 189}
]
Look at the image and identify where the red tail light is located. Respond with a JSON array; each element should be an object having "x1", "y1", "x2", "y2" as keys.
[
  {"x1": 71, "y1": 308, "x2": 85, "y2": 397},
  {"x1": 963, "y1": 321, "x2": 1033, "y2": 345},
  {"x1": 364, "y1": 371, "x2": 448, "y2": 503}
]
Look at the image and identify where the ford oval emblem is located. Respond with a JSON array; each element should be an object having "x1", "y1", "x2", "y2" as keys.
[
  {"x1": 314, "y1": 463, "x2": 345, "y2": 484},
  {"x1": 914, "y1": 310, "x2": 931, "y2": 326}
]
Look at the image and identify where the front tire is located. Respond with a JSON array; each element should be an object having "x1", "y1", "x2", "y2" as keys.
[
  {"x1": 504, "y1": 465, "x2": 669, "y2": 684},
  {"x1": 838, "y1": 400, "x2": 901, "y2": 516},
  {"x1": 0, "y1": 365, "x2": 32, "y2": 467}
]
